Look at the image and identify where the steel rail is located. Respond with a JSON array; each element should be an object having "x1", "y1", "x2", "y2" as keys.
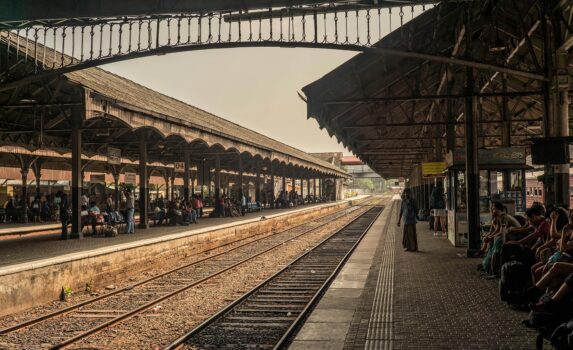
[
  {"x1": 0, "y1": 201, "x2": 366, "y2": 335},
  {"x1": 165, "y1": 203, "x2": 384, "y2": 350},
  {"x1": 45, "y1": 201, "x2": 376, "y2": 349}
]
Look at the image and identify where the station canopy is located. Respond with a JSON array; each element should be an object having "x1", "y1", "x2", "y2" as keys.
[
  {"x1": 0, "y1": 35, "x2": 348, "y2": 179},
  {"x1": 302, "y1": 0, "x2": 573, "y2": 179}
]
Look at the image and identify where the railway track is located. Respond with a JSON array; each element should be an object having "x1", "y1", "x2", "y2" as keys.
[
  {"x1": 0, "y1": 198, "x2": 378, "y2": 349},
  {"x1": 166, "y1": 205, "x2": 384, "y2": 350}
]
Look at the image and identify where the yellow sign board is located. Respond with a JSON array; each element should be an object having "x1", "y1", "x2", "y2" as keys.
[{"x1": 422, "y1": 162, "x2": 447, "y2": 176}]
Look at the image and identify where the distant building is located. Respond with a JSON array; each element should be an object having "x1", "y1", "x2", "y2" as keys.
[{"x1": 309, "y1": 152, "x2": 344, "y2": 168}]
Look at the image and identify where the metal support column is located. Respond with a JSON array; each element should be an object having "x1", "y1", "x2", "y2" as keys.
[
  {"x1": 255, "y1": 162, "x2": 261, "y2": 203},
  {"x1": 501, "y1": 75, "x2": 512, "y2": 191},
  {"x1": 32, "y1": 160, "x2": 42, "y2": 199},
  {"x1": 20, "y1": 167, "x2": 29, "y2": 223},
  {"x1": 138, "y1": 130, "x2": 149, "y2": 229},
  {"x1": 270, "y1": 164, "x2": 275, "y2": 209},
  {"x1": 113, "y1": 170, "x2": 120, "y2": 210},
  {"x1": 465, "y1": 65, "x2": 480, "y2": 255},
  {"x1": 313, "y1": 178, "x2": 317, "y2": 197},
  {"x1": 307, "y1": 176, "x2": 311, "y2": 201},
  {"x1": 191, "y1": 174, "x2": 195, "y2": 197},
  {"x1": 208, "y1": 165, "x2": 212, "y2": 200},
  {"x1": 282, "y1": 167, "x2": 287, "y2": 194},
  {"x1": 70, "y1": 111, "x2": 83, "y2": 238},
  {"x1": 170, "y1": 172, "x2": 175, "y2": 200},
  {"x1": 164, "y1": 170, "x2": 170, "y2": 201},
  {"x1": 184, "y1": 149, "x2": 190, "y2": 202},
  {"x1": 215, "y1": 155, "x2": 221, "y2": 206},
  {"x1": 238, "y1": 156, "x2": 243, "y2": 203}
]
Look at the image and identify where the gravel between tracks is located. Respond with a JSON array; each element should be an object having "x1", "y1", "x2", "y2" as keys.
[
  {"x1": 0, "y1": 206, "x2": 350, "y2": 332},
  {"x1": 66, "y1": 204, "x2": 378, "y2": 350}
]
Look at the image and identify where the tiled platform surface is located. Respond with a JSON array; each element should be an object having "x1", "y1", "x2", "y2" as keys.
[
  {"x1": 291, "y1": 198, "x2": 538, "y2": 350},
  {"x1": 0, "y1": 200, "x2": 355, "y2": 269}
]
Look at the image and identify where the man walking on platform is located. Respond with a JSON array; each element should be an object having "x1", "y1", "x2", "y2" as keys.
[{"x1": 398, "y1": 188, "x2": 419, "y2": 252}]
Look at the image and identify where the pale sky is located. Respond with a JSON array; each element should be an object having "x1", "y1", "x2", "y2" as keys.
[{"x1": 102, "y1": 47, "x2": 357, "y2": 156}]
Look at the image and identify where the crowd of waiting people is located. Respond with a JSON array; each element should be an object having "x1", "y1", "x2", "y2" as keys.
[
  {"x1": 477, "y1": 200, "x2": 573, "y2": 348},
  {"x1": 273, "y1": 189, "x2": 327, "y2": 209},
  {"x1": 2, "y1": 194, "x2": 61, "y2": 223},
  {"x1": 150, "y1": 194, "x2": 203, "y2": 226}
]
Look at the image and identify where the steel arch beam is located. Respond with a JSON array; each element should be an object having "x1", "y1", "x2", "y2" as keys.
[{"x1": 0, "y1": 41, "x2": 545, "y2": 92}]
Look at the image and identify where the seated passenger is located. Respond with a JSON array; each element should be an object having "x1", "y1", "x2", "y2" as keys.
[
  {"x1": 88, "y1": 201, "x2": 101, "y2": 235},
  {"x1": 501, "y1": 205, "x2": 549, "y2": 267},
  {"x1": 479, "y1": 202, "x2": 521, "y2": 275}
]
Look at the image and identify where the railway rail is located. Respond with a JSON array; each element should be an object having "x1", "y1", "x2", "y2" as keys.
[
  {"x1": 166, "y1": 205, "x2": 384, "y2": 350},
  {"x1": 0, "y1": 197, "x2": 379, "y2": 349}
]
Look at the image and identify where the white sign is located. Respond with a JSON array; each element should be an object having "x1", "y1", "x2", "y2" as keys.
[
  {"x1": 174, "y1": 162, "x2": 185, "y2": 173},
  {"x1": 124, "y1": 173, "x2": 136, "y2": 184},
  {"x1": 107, "y1": 147, "x2": 122, "y2": 165},
  {"x1": 90, "y1": 174, "x2": 105, "y2": 184}
]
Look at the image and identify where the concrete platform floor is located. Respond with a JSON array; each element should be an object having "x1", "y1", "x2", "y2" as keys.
[
  {"x1": 291, "y1": 198, "x2": 538, "y2": 350},
  {"x1": 0, "y1": 201, "x2": 335, "y2": 268}
]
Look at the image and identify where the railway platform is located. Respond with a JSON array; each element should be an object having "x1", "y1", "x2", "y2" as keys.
[
  {"x1": 290, "y1": 198, "x2": 538, "y2": 350},
  {"x1": 0, "y1": 197, "x2": 366, "y2": 317}
]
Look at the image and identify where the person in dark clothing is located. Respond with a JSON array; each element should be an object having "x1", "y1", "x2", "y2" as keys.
[
  {"x1": 398, "y1": 188, "x2": 419, "y2": 252},
  {"x1": 57, "y1": 191, "x2": 69, "y2": 240}
]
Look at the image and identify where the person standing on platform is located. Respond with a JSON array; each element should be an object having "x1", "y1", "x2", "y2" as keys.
[
  {"x1": 241, "y1": 192, "x2": 247, "y2": 216},
  {"x1": 430, "y1": 181, "x2": 447, "y2": 237},
  {"x1": 398, "y1": 188, "x2": 419, "y2": 252},
  {"x1": 125, "y1": 188, "x2": 135, "y2": 234},
  {"x1": 57, "y1": 191, "x2": 69, "y2": 240}
]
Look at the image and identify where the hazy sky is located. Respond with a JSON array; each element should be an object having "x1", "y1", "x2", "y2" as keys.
[{"x1": 102, "y1": 48, "x2": 357, "y2": 155}]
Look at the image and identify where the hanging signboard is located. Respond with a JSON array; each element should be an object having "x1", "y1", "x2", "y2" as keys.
[
  {"x1": 448, "y1": 147, "x2": 527, "y2": 167},
  {"x1": 422, "y1": 162, "x2": 447, "y2": 177},
  {"x1": 90, "y1": 174, "x2": 105, "y2": 184},
  {"x1": 174, "y1": 162, "x2": 185, "y2": 173},
  {"x1": 124, "y1": 173, "x2": 136, "y2": 184},
  {"x1": 107, "y1": 147, "x2": 122, "y2": 165}
]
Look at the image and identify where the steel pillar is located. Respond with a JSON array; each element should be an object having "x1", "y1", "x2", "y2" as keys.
[
  {"x1": 307, "y1": 176, "x2": 311, "y2": 201},
  {"x1": 282, "y1": 167, "x2": 287, "y2": 194},
  {"x1": 32, "y1": 161, "x2": 42, "y2": 199},
  {"x1": 501, "y1": 74, "x2": 512, "y2": 191},
  {"x1": 112, "y1": 169, "x2": 120, "y2": 210},
  {"x1": 170, "y1": 172, "x2": 175, "y2": 200},
  {"x1": 255, "y1": 162, "x2": 261, "y2": 203},
  {"x1": 465, "y1": 66, "x2": 480, "y2": 255},
  {"x1": 238, "y1": 156, "x2": 243, "y2": 203},
  {"x1": 184, "y1": 149, "x2": 190, "y2": 202},
  {"x1": 191, "y1": 175, "x2": 195, "y2": 197},
  {"x1": 164, "y1": 171, "x2": 170, "y2": 201},
  {"x1": 20, "y1": 167, "x2": 29, "y2": 223},
  {"x1": 138, "y1": 131, "x2": 148, "y2": 229},
  {"x1": 214, "y1": 155, "x2": 221, "y2": 204},
  {"x1": 270, "y1": 164, "x2": 275, "y2": 209},
  {"x1": 313, "y1": 178, "x2": 316, "y2": 197},
  {"x1": 70, "y1": 112, "x2": 83, "y2": 238}
]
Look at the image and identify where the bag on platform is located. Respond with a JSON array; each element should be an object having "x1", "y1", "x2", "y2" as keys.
[
  {"x1": 550, "y1": 319, "x2": 573, "y2": 350},
  {"x1": 499, "y1": 260, "x2": 531, "y2": 304},
  {"x1": 105, "y1": 226, "x2": 118, "y2": 237}
]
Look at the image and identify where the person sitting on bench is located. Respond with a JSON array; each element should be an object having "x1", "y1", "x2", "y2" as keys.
[{"x1": 88, "y1": 201, "x2": 101, "y2": 235}]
